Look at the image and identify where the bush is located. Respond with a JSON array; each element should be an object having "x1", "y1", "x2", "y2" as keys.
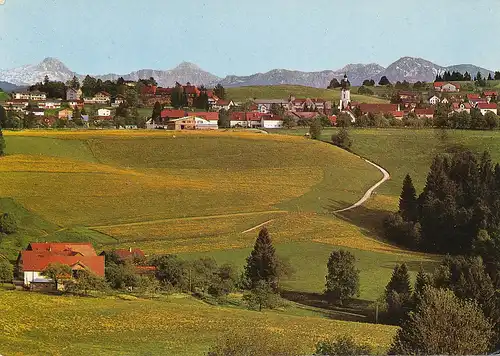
[
  {"x1": 315, "y1": 335, "x2": 372, "y2": 355},
  {"x1": 331, "y1": 128, "x2": 353, "y2": 151},
  {"x1": 243, "y1": 280, "x2": 281, "y2": 311},
  {"x1": 0, "y1": 213, "x2": 18, "y2": 234},
  {"x1": 0, "y1": 259, "x2": 13, "y2": 282}
]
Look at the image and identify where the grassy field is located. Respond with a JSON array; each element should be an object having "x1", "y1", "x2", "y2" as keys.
[
  {"x1": 0, "y1": 290, "x2": 397, "y2": 356},
  {"x1": 0, "y1": 129, "x2": 439, "y2": 355},
  {"x1": 226, "y1": 85, "x2": 389, "y2": 103},
  {"x1": 271, "y1": 128, "x2": 500, "y2": 208}
]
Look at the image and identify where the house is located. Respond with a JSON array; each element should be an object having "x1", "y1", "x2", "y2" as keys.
[
  {"x1": 93, "y1": 91, "x2": 111, "y2": 104},
  {"x1": 4, "y1": 100, "x2": 29, "y2": 112},
  {"x1": 477, "y1": 103, "x2": 498, "y2": 115},
  {"x1": 414, "y1": 108, "x2": 435, "y2": 119},
  {"x1": 288, "y1": 97, "x2": 331, "y2": 113},
  {"x1": 470, "y1": 98, "x2": 489, "y2": 107},
  {"x1": 229, "y1": 112, "x2": 282, "y2": 128},
  {"x1": 358, "y1": 103, "x2": 400, "y2": 115},
  {"x1": 66, "y1": 88, "x2": 83, "y2": 101},
  {"x1": 440, "y1": 97, "x2": 449, "y2": 105},
  {"x1": 391, "y1": 111, "x2": 404, "y2": 120},
  {"x1": 112, "y1": 95, "x2": 126, "y2": 107},
  {"x1": 254, "y1": 99, "x2": 289, "y2": 114},
  {"x1": 58, "y1": 109, "x2": 73, "y2": 119},
  {"x1": 434, "y1": 82, "x2": 461, "y2": 92},
  {"x1": 40, "y1": 99, "x2": 62, "y2": 109},
  {"x1": 17, "y1": 242, "x2": 104, "y2": 290},
  {"x1": 67, "y1": 100, "x2": 84, "y2": 109},
  {"x1": 29, "y1": 91, "x2": 47, "y2": 101},
  {"x1": 146, "y1": 109, "x2": 188, "y2": 129},
  {"x1": 29, "y1": 108, "x2": 45, "y2": 117},
  {"x1": 467, "y1": 93, "x2": 481, "y2": 101},
  {"x1": 97, "y1": 108, "x2": 112, "y2": 117},
  {"x1": 212, "y1": 99, "x2": 236, "y2": 111},
  {"x1": 166, "y1": 116, "x2": 218, "y2": 130},
  {"x1": 483, "y1": 91, "x2": 498, "y2": 101},
  {"x1": 12, "y1": 91, "x2": 31, "y2": 100},
  {"x1": 398, "y1": 91, "x2": 419, "y2": 101},
  {"x1": 428, "y1": 95, "x2": 441, "y2": 105},
  {"x1": 183, "y1": 83, "x2": 201, "y2": 106},
  {"x1": 195, "y1": 111, "x2": 219, "y2": 126},
  {"x1": 452, "y1": 102, "x2": 472, "y2": 114}
]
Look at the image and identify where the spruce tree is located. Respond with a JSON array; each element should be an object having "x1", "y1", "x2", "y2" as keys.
[
  {"x1": 0, "y1": 128, "x2": 5, "y2": 156},
  {"x1": 244, "y1": 228, "x2": 278, "y2": 290},
  {"x1": 151, "y1": 102, "x2": 162, "y2": 122},
  {"x1": 385, "y1": 263, "x2": 412, "y2": 323},
  {"x1": 399, "y1": 174, "x2": 418, "y2": 222}
]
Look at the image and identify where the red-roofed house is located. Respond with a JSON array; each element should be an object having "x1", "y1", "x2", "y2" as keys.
[
  {"x1": 17, "y1": 243, "x2": 104, "y2": 289},
  {"x1": 434, "y1": 82, "x2": 460, "y2": 92},
  {"x1": 452, "y1": 102, "x2": 472, "y2": 114},
  {"x1": 477, "y1": 103, "x2": 498, "y2": 115},
  {"x1": 358, "y1": 104, "x2": 400, "y2": 115},
  {"x1": 391, "y1": 111, "x2": 404, "y2": 120},
  {"x1": 212, "y1": 99, "x2": 235, "y2": 111},
  {"x1": 467, "y1": 94, "x2": 480, "y2": 101},
  {"x1": 230, "y1": 112, "x2": 283, "y2": 128},
  {"x1": 414, "y1": 108, "x2": 435, "y2": 119},
  {"x1": 483, "y1": 91, "x2": 498, "y2": 100}
]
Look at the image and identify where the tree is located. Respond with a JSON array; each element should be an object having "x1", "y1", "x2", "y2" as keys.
[
  {"x1": 327, "y1": 78, "x2": 341, "y2": 89},
  {"x1": 331, "y1": 127, "x2": 352, "y2": 151},
  {"x1": 385, "y1": 264, "x2": 412, "y2": 323},
  {"x1": 0, "y1": 128, "x2": 5, "y2": 156},
  {"x1": 270, "y1": 103, "x2": 285, "y2": 117},
  {"x1": 171, "y1": 85, "x2": 187, "y2": 109},
  {"x1": 151, "y1": 254, "x2": 188, "y2": 290},
  {"x1": 42, "y1": 263, "x2": 72, "y2": 289},
  {"x1": 488, "y1": 73, "x2": 493, "y2": 81},
  {"x1": 218, "y1": 109, "x2": 231, "y2": 128},
  {"x1": 309, "y1": 117, "x2": 322, "y2": 140},
  {"x1": 324, "y1": 249, "x2": 360, "y2": 305},
  {"x1": 282, "y1": 114, "x2": 296, "y2": 129},
  {"x1": 0, "y1": 259, "x2": 13, "y2": 282},
  {"x1": 244, "y1": 228, "x2": 278, "y2": 290},
  {"x1": 242, "y1": 280, "x2": 281, "y2": 311},
  {"x1": 314, "y1": 335, "x2": 372, "y2": 356},
  {"x1": 362, "y1": 79, "x2": 375, "y2": 87},
  {"x1": 65, "y1": 269, "x2": 108, "y2": 296},
  {"x1": 378, "y1": 76, "x2": 391, "y2": 86},
  {"x1": 69, "y1": 75, "x2": 80, "y2": 89},
  {"x1": 399, "y1": 174, "x2": 418, "y2": 222},
  {"x1": 495, "y1": 71, "x2": 500, "y2": 80},
  {"x1": 105, "y1": 261, "x2": 140, "y2": 290},
  {"x1": 0, "y1": 213, "x2": 17, "y2": 234},
  {"x1": 389, "y1": 287, "x2": 493, "y2": 355},
  {"x1": 151, "y1": 101, "x2": 162, "y2": 121},
  {"x1": 213, "y1": 84, "x2": 226, "y2": 100}
]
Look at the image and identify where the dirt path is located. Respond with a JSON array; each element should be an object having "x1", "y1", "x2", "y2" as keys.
[{"x1": 333, "y1": 158, "x2": 390, "y2": 213}]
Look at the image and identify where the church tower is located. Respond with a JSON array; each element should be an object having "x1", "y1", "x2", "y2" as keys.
[{"x1": 339, "y1": 74, "x2": 351, "y2": 110}]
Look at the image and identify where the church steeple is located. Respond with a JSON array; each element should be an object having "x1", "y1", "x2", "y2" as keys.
[{"x1": 339, "y1": 73, "x2": 351, "y2": 110}]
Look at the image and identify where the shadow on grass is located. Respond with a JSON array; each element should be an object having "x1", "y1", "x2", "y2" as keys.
[
  {"x1": 326, "y1": 200, "x2": 391, "y2": 239},
  {"x1": 281, "y1": 290, "x2": 375, "y2": 323},
  {"x1": 381, "y1": 259, "x2": 440, "y2": 274}
]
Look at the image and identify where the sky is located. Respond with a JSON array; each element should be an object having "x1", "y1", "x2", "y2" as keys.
[{"x1": 0, "y1": 0, "x2": 499, "y2": 76}]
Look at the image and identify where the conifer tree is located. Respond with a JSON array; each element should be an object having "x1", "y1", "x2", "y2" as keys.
[
  {"x1": 385, "y1": 263, "x2": 413, "y2": 323},
  {"x1": 244, "y1": 228, "x2": 278, "y2": 290},
  {"x1": 399, "y1": 174, "x2": 418, "y2": 222},
  {"x1": 151, "y1": 101, "x2": 162, "y2": 122}
]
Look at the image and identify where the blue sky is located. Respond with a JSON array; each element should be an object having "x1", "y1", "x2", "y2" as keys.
[{"x1": 0, "y1": 0, "x2": 499, "y2": 76}]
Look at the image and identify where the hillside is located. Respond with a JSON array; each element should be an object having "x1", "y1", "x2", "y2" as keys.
[{"x1": 226, "y1": 85, "x2": 389, "y2": 103}]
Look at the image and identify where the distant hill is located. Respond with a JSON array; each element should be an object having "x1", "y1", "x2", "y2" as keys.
[
  {"x1": 0, "y1": 56, "x2": 495, "y2": 88},
  {"x1": 0, "y1": 80, "x2": 26, "y2": 92}
]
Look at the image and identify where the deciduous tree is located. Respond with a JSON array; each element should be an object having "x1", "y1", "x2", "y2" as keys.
[{"x1": 324, "y1": 249, "x2": 359, "y2": 305}]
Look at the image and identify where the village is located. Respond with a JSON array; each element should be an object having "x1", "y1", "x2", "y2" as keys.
[{"x1": 0, "y1": 75, "x2": 498, "y2": 131}]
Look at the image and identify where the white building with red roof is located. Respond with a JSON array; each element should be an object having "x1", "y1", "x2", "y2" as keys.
[
  {"x1": 477, "y1": 103, "x2": 498, "y2": 115},
  {"x1": 17, "y1": 243, "x2": 104, "y2": 289},
  {"x1": 434, "y1": 82, "x2": 461, "y2": 92}
]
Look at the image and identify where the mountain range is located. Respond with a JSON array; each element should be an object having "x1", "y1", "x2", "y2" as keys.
[{"x1": 0, "y1": 57, "x2": 495, "y2": 90}]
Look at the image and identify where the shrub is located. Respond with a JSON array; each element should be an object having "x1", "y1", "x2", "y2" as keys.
[
  {"x1": 0, "y1": 213, "x2": 18, "y2": 234},
  {"x1": 315, "y1": 335, "x2": 372, "y2": 355},
  {"x1": 331, "y1": 127, "x2": 353, "y2": 151},
  {"x1": 0, "y1": 259, "x2": 13, "y2": 282}
]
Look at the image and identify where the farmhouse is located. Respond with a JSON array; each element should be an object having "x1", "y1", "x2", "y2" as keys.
[
  {"x1": 67, "y1": 100, "x2": 84, "y2": 109},
  {"x1": 452, "y1": 102, "x2": 472, "y2": 114},
  {"x1": 477, "y1": 103, "x2": 498, "y2": 115},
  {"x1": 414, "y1": 108, "x2": 435, "y2": 119},
  {"x1": 230, "y1": 112, "x2": 283, "y2": 128},
  {"x1": 167, "y1": 116, "x2": 218, "y2": 130},
  {"x1": 433, "y1": 82, "x2": 460, "y2": 92},
  {"x1": 254, "y1": 99, "x2": 288, "y2": 113},
  {"x1": 66, "y1": 88, "x2": 83, "y2": 101},
  {"x1": 93, "y1": 91, "x2": 111, "y2": 104},
  {"x1": 112, "y1": 95, "x2": 126, "y2": 107},
  {"x1": 212, "y1": 99, "x2": 236, "y2": 111},
  {"x1": 358, "y1": 103, "x2": 400, "y2": 115},
  {"x1": 58, "y1": 109, "x2": 73, "y2": 119},
  {"x1": 17, "y1": 243, "x2": 104, "y2": 290},
  {"x1": 97, "y1": 108, "x2": 112, "y2": 117},
  {"x1": 4, "y1": 99, "x2": 29, "y2": 112},
  {"x1": 12, "y1": 91, "x2": 47, "y2": 101},
  {"x1": 29, "y1": 108, "x2": 46, "y2": 117},
  {"x1": 483, "y1": 91, "x2": 497, "y2": 101},
  {"x1": 428, "y1": 95, "x2": 441, "y2": 105},
  {"x1": 39, "y1": 100, "x2": 62, "y2": 109}
]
